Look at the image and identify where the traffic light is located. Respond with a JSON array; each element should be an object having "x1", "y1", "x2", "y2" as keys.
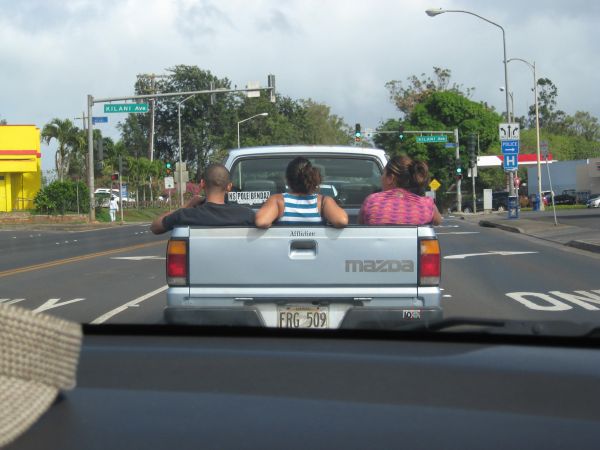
[
  {"x1": 455, "y1": 159, "x2": 463, "y2": 179},
  {"x1": 166, "y1": 162, "x2": 172, "y2": 176},
  {"x1": 354, "y1": 123, "x2": 362, "y2": 142},
  {"x1": 111, "y1": 173, "x2": 119, "y2": 182},
  {"x1": 399, "y1": 125, "x2": 405, "y2": 141}
]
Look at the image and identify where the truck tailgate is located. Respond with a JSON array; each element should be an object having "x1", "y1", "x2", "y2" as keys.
[{"x1": 187, "y1": 226, "x2": 419, "y2": 288}]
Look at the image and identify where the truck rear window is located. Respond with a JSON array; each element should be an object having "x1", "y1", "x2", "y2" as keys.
[{"x1": 228, "y1": 156, "x2": 384, "y2": 208}]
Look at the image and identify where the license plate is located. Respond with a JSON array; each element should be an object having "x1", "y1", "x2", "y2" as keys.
[{"x1": 277, "y1": 306, "x2": 329, "y2": 329}]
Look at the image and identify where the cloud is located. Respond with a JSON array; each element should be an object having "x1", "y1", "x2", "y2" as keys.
[{"x1": 0, "y1": 0, "x2": 598, "y2": 172}]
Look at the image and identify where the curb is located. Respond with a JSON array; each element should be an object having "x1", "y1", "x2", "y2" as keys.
[
  {"x1": 479, "y1": 220, "x2": 524, "y2": 234},
  {"x1": 566, "y1": 240, "x2": 600, "y2": 254}
]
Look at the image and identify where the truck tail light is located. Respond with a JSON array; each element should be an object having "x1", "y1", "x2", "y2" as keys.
[
  {"x1": 167, "y1": 239, "x2": 188, "y2": 286},
  {"x1": 419, "y1": 238, "x2": 440, "y2": 286}
]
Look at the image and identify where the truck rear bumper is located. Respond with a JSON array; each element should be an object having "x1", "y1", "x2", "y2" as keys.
[{"x1": 164, "y1": 305, "x2": 443, "y2": 330}]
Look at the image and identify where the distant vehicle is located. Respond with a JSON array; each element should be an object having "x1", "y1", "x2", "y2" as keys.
[
  {"x1": 587, "y1": 194, "x2": 600, "y2": 208},
  {"x1": 541, "y1": 190, "x2": 554, "y2": 206},
  {"x1": 492, "y1": 191, "x2": 509, "y2": 211},
  {"x1": 554, "y1": 190, "x2": 577, "y2": 205}
]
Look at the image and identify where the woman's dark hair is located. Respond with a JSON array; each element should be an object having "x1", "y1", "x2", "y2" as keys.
[
  {"x1": 286, "y1": 157, "x2": 321, "y2": 194},
  {"x1": 385, "y1": 155, "x2": 430, "y2": 194}
]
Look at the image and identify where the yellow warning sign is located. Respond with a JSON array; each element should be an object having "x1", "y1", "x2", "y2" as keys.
[{"x1": 429, "y1": 179, "x2": 441, "y2": 191}]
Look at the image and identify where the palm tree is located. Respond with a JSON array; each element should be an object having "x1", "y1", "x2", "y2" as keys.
[{"x1": 41, "y1": 118, "x2": 80, "y2": 181}]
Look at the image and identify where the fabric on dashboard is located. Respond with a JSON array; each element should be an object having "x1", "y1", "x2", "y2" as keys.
[{"x1": 0, "y1": 303, "x2": 82, "y2": 447}]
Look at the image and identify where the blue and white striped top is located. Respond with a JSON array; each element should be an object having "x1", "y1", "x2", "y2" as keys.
[{"x1": 278, "y1": 193, "x2": 323, "y2": 224}]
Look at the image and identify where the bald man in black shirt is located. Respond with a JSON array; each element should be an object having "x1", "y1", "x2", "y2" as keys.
[{"x1": 150, "y1": 164, "x2": 255, "y2": 234}]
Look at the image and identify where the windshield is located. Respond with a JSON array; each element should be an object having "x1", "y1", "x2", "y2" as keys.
[{"x1": 0, "y1": 1, "x2": 599, "y2": 338}]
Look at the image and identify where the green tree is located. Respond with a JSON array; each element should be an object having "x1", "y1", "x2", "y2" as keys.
[
  {"x1": 41, "y1": 118, "x2": 81, "y2": 181},
  {"x1": 528, "y1": 78, "x2": 566, "y2": 133},
  {"x1": 385, "y1": 67, "x2": 475, "y2": 117}
]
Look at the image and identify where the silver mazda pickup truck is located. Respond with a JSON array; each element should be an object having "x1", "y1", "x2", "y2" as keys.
[{"x1": 164, "y1": 146, "x2": 441, "y2": 329}]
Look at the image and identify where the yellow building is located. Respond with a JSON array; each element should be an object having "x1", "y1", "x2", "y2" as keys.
[{"x1": 0, "y1": 125, "x2": 42, "y2": 212}]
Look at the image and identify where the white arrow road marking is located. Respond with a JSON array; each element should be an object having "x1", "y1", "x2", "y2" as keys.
[
  {"x1": 33, "y1": 298, "x2": 86, "y2": 313},
  {"x1": 110, "y1": 256, "x2": 165, "y2": 261},
  {"x1": 91, "y1": 285, "x2": 168, "y2": 324},
  {"x1": 436, "y1": 232, "x2": 480, "y2": 235},
  {"x1": 444, "y1": 251, "x2": 538, "y2": 260}
]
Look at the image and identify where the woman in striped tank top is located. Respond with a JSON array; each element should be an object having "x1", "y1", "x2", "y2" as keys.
[
  {"x1": 255, "y1": 157, "x2": 348, "y2": 228},
  {"x1": 358, "y1": 155, "x2": 442, "y2": 226}
]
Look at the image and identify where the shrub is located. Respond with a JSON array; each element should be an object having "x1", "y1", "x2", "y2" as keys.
[{"x1": 34, "y1": 180, "x2": 90, "y2": 215}]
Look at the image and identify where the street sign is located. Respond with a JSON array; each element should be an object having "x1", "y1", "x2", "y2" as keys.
[
  {"x1": 104, "y1": 103, "x2": 149, "y2": 113},
  {"x1": 503, "y1": 154, "x2": 518, "y2": 171},
  {"x1": 164, "y1": 177, "x2": 174, "y2": 189},
  {"x1": 429, "y1": 179, "x2": 441, "y2": 191},
  {"x1": 444, "y1": 143, "x2": 456, "y2": 148},
  {"x1": 92, "y1": 116, "x2": 108, "y2": 124},
  {"x1": 416, "y1": 135, "x2": 448, "y2": 143},
  {"x1": 245, "y1": 81, "x2": 261, "y2": 98},
  {"x1": 120, "y1": 185, "x2": 128, "y2": 198},
  {"x1": 501, "y1": 140, "x2": 520, "y2": 155},
  {"x1": 498, "y1": 123, "x2": 520, "y2": 140}
]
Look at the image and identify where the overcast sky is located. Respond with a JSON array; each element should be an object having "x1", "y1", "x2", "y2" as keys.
[{"x1": 1, "y1": 0, "x2": 598, "y2": 172}]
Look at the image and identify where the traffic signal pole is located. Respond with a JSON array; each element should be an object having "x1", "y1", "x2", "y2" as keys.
[{"x1": 85, "y1": 76, "x2": 277, "y2": 222}]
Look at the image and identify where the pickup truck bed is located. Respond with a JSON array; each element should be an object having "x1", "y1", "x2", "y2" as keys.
[{"x1": 165, "y1": 225, "x2": 442, "y2": 329}]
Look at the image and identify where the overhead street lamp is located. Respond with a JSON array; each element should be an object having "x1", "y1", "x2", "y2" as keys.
[
  {"x1": 177, "y1": 94, "x2": 196, "y2": 206},
  {"x1": 237, "y1": 113, "x2": 269, "y2": 149},
  {"x1": 425, "y1": 8, "x2": 516, "y2": 199},
  {"x1": 508, "y1": 58, "x2": 543, "y2": 211}
]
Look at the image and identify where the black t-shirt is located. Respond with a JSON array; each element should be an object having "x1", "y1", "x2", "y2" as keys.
[{"x1": 162, "y1": 202, "x2": 255, "y2": 231}]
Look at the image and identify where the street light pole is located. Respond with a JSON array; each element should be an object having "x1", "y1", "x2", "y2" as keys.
[
  {"x1": 177, "y1": 94, "x2": 195, "y2": 207},
  {"x1": 508, "y1": 58, "x2": 543, "y2": 210},
  {"x1": 425, "y1": 8, "x2": 516, "y2": 198},
  {"x1": 237, "y1": 113, "x2": 269, "y2": 149}
]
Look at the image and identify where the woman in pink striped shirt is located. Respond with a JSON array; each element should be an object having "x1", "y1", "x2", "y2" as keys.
[{"x1": 359, "y1": 155, "x2": 442, "y2": 226}]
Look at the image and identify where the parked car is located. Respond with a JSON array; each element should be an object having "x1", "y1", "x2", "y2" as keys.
[
  {"x1": 492, "y1": 191, "x2": 509, "y2": 211},
  {"x1": 554, "y1": 190, "x2": 577, "y2": 205},
  {"x1": 587, "y1": 194, "x2": 600, "y2": 208}
]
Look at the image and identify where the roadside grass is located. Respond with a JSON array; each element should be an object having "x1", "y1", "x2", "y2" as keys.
[
  {"x1": 520, "y1": 204, "x2": 587, "y2": 211},
  {"x1": 122, "y1": 207, "x2": 170, "y2": 222}
]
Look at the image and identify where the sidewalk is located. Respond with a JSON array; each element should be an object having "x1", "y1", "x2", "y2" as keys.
[{"x1": 471, "y1": 213, "x2": 600, "y2": 254}]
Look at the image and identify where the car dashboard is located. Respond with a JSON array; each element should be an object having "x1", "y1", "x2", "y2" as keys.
[{"x1": 8, "y1": 325, "x2": 600, "y2": 449}]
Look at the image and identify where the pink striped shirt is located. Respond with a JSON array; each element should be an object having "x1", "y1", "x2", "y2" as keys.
[{"x1": 359, "y1": 188, "x2": 435, "y2": 225}]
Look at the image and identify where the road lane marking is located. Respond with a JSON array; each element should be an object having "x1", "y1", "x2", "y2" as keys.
[
  {"x1": 91, "y1": 285, "x2": 168, "y2": 324},
  {"x1": 0, "y1": 298, "x2": 25, "y2": 305},
  {"x1": 110, "y1": 256, "x2": 165, "y2": 261},
  {"x1": 444, "y1": 251, "x2": 538, "y2": 260},
  {"x1": 0, "y1": 240, "x2": 166, "y2": 279},
  {"x1": 436, "y1": 232, "x2": 480, "y2": 235},
  {"x1": 33, "y1": 298, "x2": 86, "y2": 313}
]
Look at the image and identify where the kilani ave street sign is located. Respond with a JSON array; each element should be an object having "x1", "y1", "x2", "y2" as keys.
[
  {"x1": 416, "y1": 135, "x2": 448, "y2": 143},
  {"x1": 104, "y1": 103, "x2": 149, "y2": 113}
]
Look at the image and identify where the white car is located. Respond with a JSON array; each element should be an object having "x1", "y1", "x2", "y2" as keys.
[{"x1": 587, "y1": 194, "x2": 600, "y2": 208}]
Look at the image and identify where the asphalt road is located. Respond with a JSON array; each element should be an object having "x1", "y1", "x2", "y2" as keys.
[{"x1": 1, "y1": 218, "x2": 599, "y2": 328}]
